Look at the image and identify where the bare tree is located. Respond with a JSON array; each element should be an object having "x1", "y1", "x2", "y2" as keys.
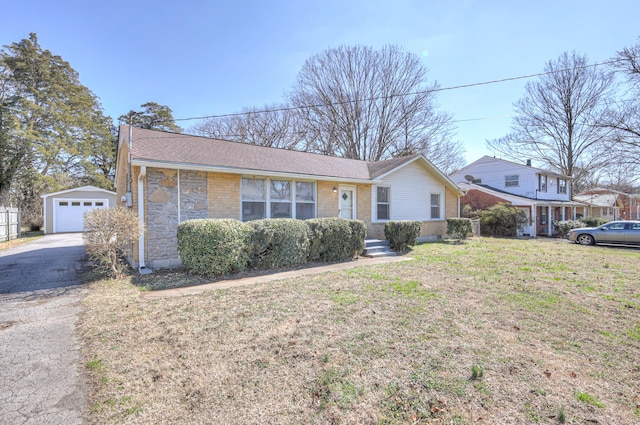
[
  {"x1": 289, "y1": 45, "x2": 463, "y2": 173},
  {"x1": 599, "y1": 40, "x2": 640, "y2": 171},
  {"x1": 487, "y1": 51, "x2": 616, "y2": 191},
  {"x1": 190, "y1": 104, "x2": 304, "y2": 149}
]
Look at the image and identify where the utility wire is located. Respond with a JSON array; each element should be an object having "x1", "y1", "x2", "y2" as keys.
[{"x1": 174, "y1": 58, "x2": 626, "y2": 123}]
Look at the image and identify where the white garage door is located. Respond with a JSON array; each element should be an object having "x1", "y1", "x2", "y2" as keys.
[{"x1": 54, "y1": 199, "x2": 108, "y2": 233}]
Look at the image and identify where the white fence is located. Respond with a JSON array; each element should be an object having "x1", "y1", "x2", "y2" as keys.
[{"x1": 0, "y1": 207, "x2": 20, "y2": 242}]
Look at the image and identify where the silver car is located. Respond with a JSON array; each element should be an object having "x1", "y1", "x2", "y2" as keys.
[{"x1": 568, "y1": 220, "x2": 640, "y2": 245}]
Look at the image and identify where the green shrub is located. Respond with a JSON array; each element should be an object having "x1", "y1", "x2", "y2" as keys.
[
  {"x1": 247, "y1": 219, "x2": 310, "y2": 269},
  {"x1": 347, "y1": 219, "x2": 367, "y2": 256},
  {"x1": 177, "y1": 219, "x2": 251, "y2": 276},
  {"x1": 446, "y1": 218, "x2": 473, "y2": 241},
  {"x1": 384, "y1": 221, "x2": 421, "y2": 252},
  {"x1": 580, "y1": 216, "x2": 608, "y2": 227},
  {"x1": 479, "y1": 203, "x2": 527, "y2": 237},
  {"x1": 554, "y1": 220, "x2": 584, "y2": 236},
  {"x1": 306, "y1": 218, "x2": 355, "y2": 262}
]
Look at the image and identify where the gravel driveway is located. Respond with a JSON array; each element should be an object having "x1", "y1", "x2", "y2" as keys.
[{"x1": 0, "y1": 233, "x2": 89, "y2": 425}]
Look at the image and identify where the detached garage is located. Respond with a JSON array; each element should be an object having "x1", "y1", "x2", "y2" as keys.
[{"x1": 41, "y1": 186, "x2": 117, "y2": 234}]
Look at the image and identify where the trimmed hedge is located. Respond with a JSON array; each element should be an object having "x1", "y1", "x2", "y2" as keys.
[
  {"x1": 347, "y1": 219, "x2": 367, "y2": 256},
  {"x1": 384, "y1": 220, "x2": 421, "y2": 252},
  {"x1": 177, "y1": 219, "x2": 251, "y2": 276},
  {"x1": 247, "y1": 219, "x2": 310, "y2": 269},
  {"x1": 306, "y1": 218, "x2": 366, "y2": 262},
  {"x1": 178, "y1": 217, "x2": 367, "y2": 277},
  {"x1": 446, "y1": 218, "x2": 473, "y2": 241}
]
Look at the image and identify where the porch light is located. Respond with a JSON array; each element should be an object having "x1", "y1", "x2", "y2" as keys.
[{"x1": 332, "y1": 186, "x2": 337, "y2": 193}]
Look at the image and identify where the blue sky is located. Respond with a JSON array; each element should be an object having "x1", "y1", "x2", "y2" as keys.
[{"x1": 3, "y1": 0, "x2": 639, "y2": 164}]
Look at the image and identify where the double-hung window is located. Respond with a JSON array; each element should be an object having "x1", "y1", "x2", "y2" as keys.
[
  {"x1": 270, "y1": 180, "x2": 292, "y2": 218},
  {"x1": 430, "y1": 194, "x2": 441, "y2": 219},
  {"x1": 539, "y1": 175, "x2": 547, "y2": 192},
  {"x1": 295, "y1": 182, "x2": 316, "y2": 219},
  {"x1": 242, "y1": 178, "x2": 266, "y2": 221},
  {"x1": 505, "y1": 175, "x2": 519, "y2": 187},
  {"x1": 558, "y1": 178, "x2": 567, "y2": 194},
  {"x1": 376, "y1": 187, "x2": 390, "y2": 220}
]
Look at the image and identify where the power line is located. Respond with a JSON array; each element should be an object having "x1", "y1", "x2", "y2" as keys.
[{"x1": 174, "y1": 58, "x2": 626, "y2": 123}]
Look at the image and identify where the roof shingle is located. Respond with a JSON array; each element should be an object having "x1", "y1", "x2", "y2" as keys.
[{"x1": 126, "y1": 126, "x2": 376, "y2": 180}]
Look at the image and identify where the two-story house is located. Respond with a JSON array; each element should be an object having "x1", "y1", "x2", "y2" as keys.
[{"x1": 450, "y1": 156, "x2": 584, "y2": 237}]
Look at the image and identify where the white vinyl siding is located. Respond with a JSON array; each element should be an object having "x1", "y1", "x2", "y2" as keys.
[
  {"x1": 371, "y1": 161, "x2": 445, "y2": 222},
  {"x1": 450, "y1": 156, "x2": 572, "y2": 202}
]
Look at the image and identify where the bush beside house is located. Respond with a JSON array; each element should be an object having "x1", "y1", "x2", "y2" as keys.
[
  {"x1": 248, "y1": 219, "x2": 310, "y2": 269},
  {"x1": 178, "y1": 217, "x2": 367, "y2": 277},
  {"x1": 177, "y1": 219, "x2": 252, "y2": 276},
  {"x1": 83, "y1": 207, "x2": 140, "y2": 277},
  {"x1": 478, "y1": 203, "x2": 527, "y2": 237},
  {"x1": 384, "y1": 220, "x2": 421, "y2": 252},
  {"x1": 446, "y1": 218, "x2": 473, "y2": 241}
]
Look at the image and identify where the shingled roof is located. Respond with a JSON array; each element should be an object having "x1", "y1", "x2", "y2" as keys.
[{"x1": 120, "y1": 126, "x2": 458, "y2": 192}]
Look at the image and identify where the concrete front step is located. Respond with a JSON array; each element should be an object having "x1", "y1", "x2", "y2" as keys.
[
  {"x1": 362, "y1": 239, "x2": 395, "y2": 257},
  {"x1": 365, "y1": 239, "x2": 389, "y2": 247}
]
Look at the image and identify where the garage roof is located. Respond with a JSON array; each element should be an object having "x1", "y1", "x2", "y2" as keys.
[{"x1": 41, "y1": 186, "x2": 116, "y2": 199}]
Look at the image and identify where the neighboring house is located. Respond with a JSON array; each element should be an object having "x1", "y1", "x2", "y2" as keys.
[
  {"x1": 114, "y1": 126, "x2": 462, "y2": 271},
  {"x1": 41, "y1": 186, "x2": 117, "y2": 234},
  {"x1": 574, "y1": 188, "x2": 640, "y2": 220},
  {"x1": 450, "y1": 156, "x2": 583, "y2": 237}
]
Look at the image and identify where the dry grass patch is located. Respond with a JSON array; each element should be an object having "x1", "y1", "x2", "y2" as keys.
[
  {"x1": 79, "y1": 237, "x2": 640, "y2": 424},
  {"x1": 0, "y1": 231, "x2": 44, "y2": 251}
]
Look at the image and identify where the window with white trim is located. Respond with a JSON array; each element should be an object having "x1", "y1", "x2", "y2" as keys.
[
  {"x1": 242, "y1": 178, "x2": 316, "y2": 221},
  {"x1": 376, "y1": 186, "x2": 390, "y2": 220},
  {"x1": 505, "y1": 175, "x2": 519, "y2": 187},
  {"x1": 295, "y1": 182, "x2": 316, "y2": 219},
  {"x1": 270, "y1": 180, "x2": 292, "y2": 218},
  {"x1": 539, "y1": 175, "x2": 547, "y2": 192},
  {"x1": 558, "y1": 178, "x2": 567, "y2": 194},
  {"x1": 241, "y1": 178, "x2": 266, "y2": 221},
  {"x1": 430, "y1": 193, "x2": 441, "y2": 219}
]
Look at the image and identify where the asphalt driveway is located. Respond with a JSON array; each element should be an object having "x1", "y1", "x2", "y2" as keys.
[{"x1": 0, "y1": 233, "x2": 89, "y2": 425}]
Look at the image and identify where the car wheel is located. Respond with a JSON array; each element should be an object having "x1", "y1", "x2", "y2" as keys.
[{"x1": 576, "y1": 234, "x2": 594, "y2": 245}]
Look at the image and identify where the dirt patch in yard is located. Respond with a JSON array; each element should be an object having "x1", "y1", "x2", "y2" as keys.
[{"x1": 78, "y1": 237, "x2": 640, "y2": 424}]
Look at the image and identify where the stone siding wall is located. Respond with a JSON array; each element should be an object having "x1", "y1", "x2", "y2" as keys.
[
  {"x1": 180, "y1": 170, "x2": 208, "y2": 221},
  {"x1": 145, "y1": 168, "x2": 209, "y2": 268},
  {"x1": 146, "y1": 169, "x2": 179, "y2": 266}
]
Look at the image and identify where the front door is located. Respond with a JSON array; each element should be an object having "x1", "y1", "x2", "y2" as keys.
[{"x1": 339, "y1": 187, "x2": 355, "y2": 219}]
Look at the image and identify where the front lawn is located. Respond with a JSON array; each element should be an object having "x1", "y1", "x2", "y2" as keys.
[{"x1": 79, "y1": 238, "x2": 640, "y2": 424}]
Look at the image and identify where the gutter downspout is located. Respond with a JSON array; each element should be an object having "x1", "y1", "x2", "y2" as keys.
[{"x1": 137, "y1": 165, "x2": 151, "y2": 274}]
